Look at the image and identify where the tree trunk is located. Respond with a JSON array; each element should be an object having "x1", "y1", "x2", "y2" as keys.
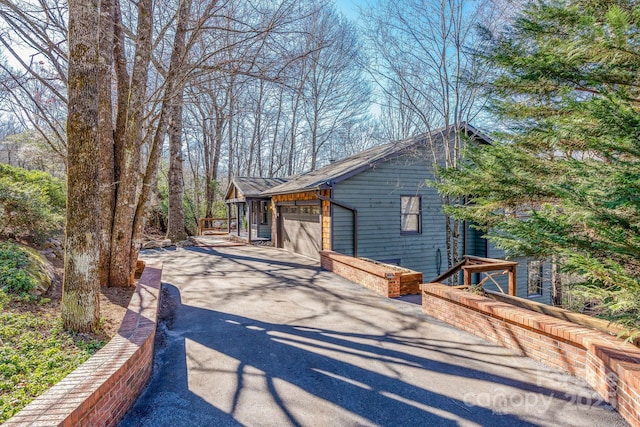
[
  {"x1": 310, "y1": 102, "x2": 318, "y2": 171},
  {"x1": 202, "y1": 112, "x2": 213, "y2": 218},
  {"x1": 166, "y1": 101, "x2": 187, "y2": 241},
  {"x1": 205, "y1": 106, "x2": 224, "y2": 217},
  {"x1": 109, "y1": 0, "x2": 153, "y2": 287},
  {"x1": 165, "y1": 0, "x2": 192, "y2": 242},
  {"x1": 226, "y1": 76, "x2": 236, "y2": 181},
  {"x1": 98, "y1": 0, "x2": 115, "y2": 287},
  {"x1": 63, "y1": 0, "x2": 101, "y2": 332},
  {"x1": 551, "y1": 255, "x2": 563, "y2": 306},
  {"x1": 269, "y1": 89, "x2": 283, "y2": 176},
  {"x1": 288, "y1": 91, "x2": 301, "y2": 175},
  {"x1": 212, "y1": 112, "x2": 222, "y2": 181}
]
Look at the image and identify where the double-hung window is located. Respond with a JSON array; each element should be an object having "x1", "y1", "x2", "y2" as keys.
[
  {"x1": 401, "y1": 196, "x2": 421, "y2": 234},
  {"x1": 527, "y1": 259, "x2": 544, "y2": 297}
]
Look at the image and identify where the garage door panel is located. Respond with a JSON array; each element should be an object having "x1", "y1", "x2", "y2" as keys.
[{"x1": 281, "y1": 205, "x2": 321, "y2": 259}]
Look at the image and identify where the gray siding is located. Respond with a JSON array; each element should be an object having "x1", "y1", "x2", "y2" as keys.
[
  {"x1": 464, "y1": 224, "x2": 487, "y2": 258},
  {"x1": 330, "y1": 152, "x2": 552, "y2": 305},
  {"x1": 250, "y1": 200, "x2": 273, "y2": 239},
  {"x1": 332, "y1": 204, "x2": 355, "y2": 256},
  {"x1": 331, "y1": 153, "x2": 449, "y2": 280},
  {"x1": 257, "y1": 203, "x2": 273, "y2": 239}
]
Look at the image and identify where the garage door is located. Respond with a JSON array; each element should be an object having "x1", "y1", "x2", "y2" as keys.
[{"x1": 281, "y1": 204, "x2": 321, "y2": 259}]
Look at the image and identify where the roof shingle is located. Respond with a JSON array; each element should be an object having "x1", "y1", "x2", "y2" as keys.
[{"x1": 263, "y1": 124, "x2": 488, "y2": 196}]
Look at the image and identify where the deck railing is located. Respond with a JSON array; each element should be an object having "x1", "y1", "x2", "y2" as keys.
[
  {"x1": 198, "y1": 217, "x2": 236, "y2": 235},
  {"x1": 429, "y1": 255, "x2": 517, "y2": 296}
]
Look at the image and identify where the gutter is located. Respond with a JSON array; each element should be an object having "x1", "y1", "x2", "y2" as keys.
[{"x1": 315, "y1": 191, "x2": 358, "y2": 258}]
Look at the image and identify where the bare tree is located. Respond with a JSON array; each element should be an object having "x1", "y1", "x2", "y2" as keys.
[
  {"x1": 164, "y1": 0, "x2": 193, "y2": 242},
  {"x1": 0, "y1": 0, "x2": 68, "y2": 160},
  {"x1": 362, "y1": 0, "x2": 509, "y2": 268},
  {"x1": 62, "y1": 0, "x2": 100, "y2": 332},
  {"x1": 0, "y1": 0, "x2": 356, "y2": 295},
  {"x1": 107, "y1": 0, "x2": 155, "y2": 287},
  {"x1": 184, "y1": 78, "x2": 226, "y2": 217},
  {"x1": 97, "y1": 0, "x2": 115, "y2": 287},
  {"x1": 301, "y1": 4, "x2": 370, "y2": 170}
]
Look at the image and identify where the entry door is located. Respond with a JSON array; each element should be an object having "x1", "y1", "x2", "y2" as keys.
[{"x1": 280, "y1": 204, "x2": 321, "y2": 259}]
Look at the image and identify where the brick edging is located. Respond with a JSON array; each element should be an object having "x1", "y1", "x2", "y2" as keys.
[
  {"x1": 422, "y1": 283, "x2": 640, "y2": 427},
  {"x1": 5, "y1": 261, "x2": 163, "y2": 427}
]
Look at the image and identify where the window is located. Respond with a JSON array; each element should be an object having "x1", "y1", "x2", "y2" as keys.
[
  {"x1": 527, "y1": 260, "x2": 544, "y2": 296},
  {"x1": 260, "y1": 201, "x2": 268, "y2": 224},
  {"x1": 400, "y1": 196, "x2": 421, "y2": 234}
]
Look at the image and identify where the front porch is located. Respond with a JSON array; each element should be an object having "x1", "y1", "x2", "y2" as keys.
[
  {"x1": 224, "y1": 177, "x2": 286, "y2": 244},
  {"x1": 197, "y1": 216, "x2": 272, "y2": 244},
  {"x1": 224, "y1": 199, "x2": 273, "y2": 243}
]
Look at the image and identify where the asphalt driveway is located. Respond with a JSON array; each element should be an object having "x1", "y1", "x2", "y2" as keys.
[{"x1": 119, "y1": 241, "x2": 626, "y2": 427}]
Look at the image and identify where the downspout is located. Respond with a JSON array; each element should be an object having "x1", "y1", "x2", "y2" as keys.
[
  {"x1": 463, "y1": 220, "x2": 468, "y2": 257},
  {"x1": 315, "y1": 191, "x2": 358, "y2": 258},
  {"x1": 462, "y1": 196, "x2": 472, "y2": 283},
  {"x1": 462, "y1": 196, "x2": 468, "y2": 257}
]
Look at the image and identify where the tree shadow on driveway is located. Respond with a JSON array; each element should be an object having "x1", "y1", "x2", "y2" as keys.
[
  {"x1": 120, "y1": 282, "x2": 619, "y2": 427},
  {"x1": 121, "y1": 246, "x2": 622, "y2": 427}
]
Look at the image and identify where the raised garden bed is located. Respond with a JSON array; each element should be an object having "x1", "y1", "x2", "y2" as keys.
[
  {"x1": 5, "y1": 262, "x2": 163, "y2": 427},
  {"x1": 320, "y1": 251, "x2": 422, "y2": 298},
  {"x1": 484, "y1": 289, "x2": 639, "y2": 346}
]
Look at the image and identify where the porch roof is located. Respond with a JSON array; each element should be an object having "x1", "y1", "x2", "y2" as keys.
[{"x1": 225, "y1": 177, "x2": 288, "y2": 202}]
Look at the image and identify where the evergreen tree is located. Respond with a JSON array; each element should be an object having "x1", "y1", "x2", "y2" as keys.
[{"x1": 437, "y1": 0, "x2": 640, "y2": 327}]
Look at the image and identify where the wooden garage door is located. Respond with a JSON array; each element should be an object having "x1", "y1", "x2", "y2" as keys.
[{"x1": 281, "y1": 205, "x2": 321, "y2": 259}]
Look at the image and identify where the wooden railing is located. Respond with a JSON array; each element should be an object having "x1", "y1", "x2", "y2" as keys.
[
  {"x1": 429, "y1": 255, "x2": 517, "y2": 296},
  {"x1": 198, "y1": 217, "x2": 235, "y2": 235}
]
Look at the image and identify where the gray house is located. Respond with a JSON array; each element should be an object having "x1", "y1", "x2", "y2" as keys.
[
  {"x1": 226, "y1": 125, "x2": 551, "y2": 303},
  {"x1": 262, "y1": 125, "x2": 484, "y2": 276},
  {"x1": 224, "y1": 176, "x2": 287, "y2": 241}
]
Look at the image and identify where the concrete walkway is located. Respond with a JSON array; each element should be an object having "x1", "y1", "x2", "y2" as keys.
[{"x1": 119, "y1": 242, "x2": 626, "y2": 427}]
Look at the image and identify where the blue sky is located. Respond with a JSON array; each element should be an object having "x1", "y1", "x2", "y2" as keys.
[{"x1": 334, "y1": 0, "x2": 364, "y2": 21}]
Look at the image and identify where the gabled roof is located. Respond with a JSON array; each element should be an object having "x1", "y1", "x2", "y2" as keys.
[
  {"x1": 263, "y1": 123, "x2": 490, "y2": 196},
  {"x1": 225, "y1": 176, "x2": 288, "y2": 200}
]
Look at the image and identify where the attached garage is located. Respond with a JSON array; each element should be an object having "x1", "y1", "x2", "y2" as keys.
[{"x1": 279, "y1": 204, "x2": 322, "y2": 259}]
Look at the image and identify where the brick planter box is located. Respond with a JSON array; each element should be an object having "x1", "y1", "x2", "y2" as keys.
[
  {"x1": 421, "y1": 283, "x2": 640, "y2": 427},
  {"x1": 320, "y1": 251, "x2": 422, "y2": 298},
  {"x1": 5, "y1": 261, "x2": 163, "y2": 427}
]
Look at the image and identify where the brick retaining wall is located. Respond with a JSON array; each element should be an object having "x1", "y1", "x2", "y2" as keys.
[
  {"x1": 5, "y1": 261, "x2": 163, "y2": 427},
  {"x1": 422, "y1": 283, "x2": 640, "y2": 427},
  {"x1": 321, "y1": 251, "x2": 422, "y2": 298}
]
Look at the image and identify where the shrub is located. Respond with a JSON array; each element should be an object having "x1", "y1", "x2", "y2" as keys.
[
  {"x1": 0, "y1": 165, "x2": 65, "y2": 241},
  {"x1": 0, "y1": 164, "x2": 65, "y2": 211},
  {"x1": 0, "y1": 242, "x2": 38, "y2": 294},
  {"x1": 565, "y1": 282, "x2": 640, "y2": 338}
]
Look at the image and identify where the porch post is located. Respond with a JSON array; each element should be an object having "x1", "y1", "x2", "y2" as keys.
[
  {"x1": 247, "y1": 199, "x2": 253, "y2": 242},
  {"x1": 227, "y1": 203, "x2": 231, "y2": 233},
  {"x1": 463, "y1": 268, "x2": 472, "y2": 287},
  {"x1": 237, "y1": 204, "x2": 241, "y2": 236},
  {"x1": 508, "y1": 265, "x2": 517, "y2": 296}
]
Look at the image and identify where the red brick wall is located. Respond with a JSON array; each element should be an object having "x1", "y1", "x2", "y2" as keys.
[
  {"x1": 422, "y1": 283, "x2": 640, "y2": 427},
  {"x1": 321, "y1": 251, "x2": 423, "y2": 298},
  {"x1": 5, "y1": 262, "x2": 163, "y2": 427}
]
